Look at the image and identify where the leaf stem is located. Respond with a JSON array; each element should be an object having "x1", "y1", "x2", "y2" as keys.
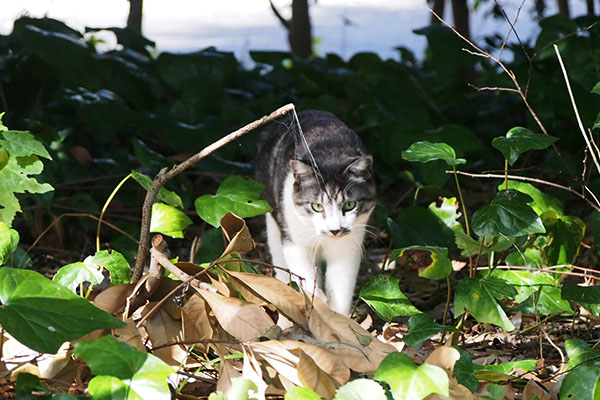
[{"x1": 96, "y1": 173, "x2": 132, "y2": 252}]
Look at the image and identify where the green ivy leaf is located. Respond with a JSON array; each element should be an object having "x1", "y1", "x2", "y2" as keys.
[
  {"x1": 0, "y1": 268, "x2": 125, "y2": 353},
  {"x1": 452, "y1": 347, "x2": 479, "y2": 393},
  {"x1": 542, "y1": 214, "x2": 585, "y2": 265},
  {"x1": 560, "y1": 365, "x2": 600, "y2": 400},
  {"x1": 491, "y1": 270, "x2": 572, "y2": 315},
  {"x1": 374, "y1": 352, "x2": 449, "y2": 400},
  {"x1": 491, "y1": 127, "x2": 558, "y2": 165},
  {"x1": 471, "y1": 190, "x2": 545, "y2": 238},
  {"x1": 391, "y1": 246, "x2": 452, "y2": 280},
  {"x1": 195, "y1": 176, "x2": 272, "y2": 228},
  {"x1": 333, "y1": 378, "x2": 387, "y2": 400},
  {"x1": 150, "y1": 202, "x2": 193, "y2": 238},
  {"x1": 16, "y1": 372, "x2": 78, "y2": 399},
  {"x1": 285, "y1": 386, "x2": 322, "y2": 400},
  {"x1": 90, "y1": 250, "x2": 131, "y2": 285},
  {"x1": 0, "y1": 127, "x2": 52, "y2": 160},
  {"x1": 454, "y1": 276, "x2": 517, "y2": 331},
  {"x1": 0, "y1": 156, "x2": 54, "y2": 226},
  {"x1": 562, "y1": 284, "x2": 600, "y2": 315},
  {"x1": 403, "y1": 313, "x2": 457, "y2": 350},
  {"x1": 565, "y1": 338, "x2": 600, "y2": 370},
  {"x1": 73, "y1": 335, "x2": 174, "y2": 400},
  {"x1": 499, "y1": 181, "x2": 563, "y2": 216},
  {"x1": 0, "y1": 221, "x2": 19, "y2": 265},
  {"x1": 53, "y1": 261, "x2": 104, "y2": 293},
  {"x1": 131, "y1": 170, "x2": 184, "y2": 209},
  {"x1": 401, "y1": 141, "x2": 466, "y2": 166},
  {"x1": 359, "y1": 275, "x2": 421, "y2": 322}
]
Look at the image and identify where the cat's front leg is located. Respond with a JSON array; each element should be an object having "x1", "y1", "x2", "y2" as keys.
[
  {"x1": 323, "y1": 241, "x2": 362, "y2": 316},
  {"x1": 281, "y1": 243, "x2": 326, "y2": 301}
]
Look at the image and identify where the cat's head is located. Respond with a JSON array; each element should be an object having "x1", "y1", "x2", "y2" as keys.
[{"x1": 289, "y1": 156, "x2": 375, "y2": 238}]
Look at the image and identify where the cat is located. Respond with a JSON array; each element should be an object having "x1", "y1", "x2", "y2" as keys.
[{"x1": 256, "y1": 110, "x2": 375, "y2": 316}]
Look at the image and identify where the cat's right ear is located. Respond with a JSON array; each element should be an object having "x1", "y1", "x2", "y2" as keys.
[{"x1": 289, "y1": 160, "x2": 316, "y2": 184}]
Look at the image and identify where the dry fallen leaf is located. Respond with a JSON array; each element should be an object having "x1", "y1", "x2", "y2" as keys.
[
  {"x1": 197, "y1": 289, "x2": 275, "y2": 341},
  {"x1": 144, "y1": 306, "x2": 189, "y2": 367},
  {"x1": 297, "y1": 350, "x2": 338, "y2": 400},
  {"x1": 182, "y1": 293, "x2": 214, "y2": 345},
  {"x1": 225, "y1": 270, "x2": 309, "y2": 329},
  {"x1": 112, "y1": 318, "x2": 145, "y2": 352},
  {"x1": 305, "y1": 291, "x2": 395, "y2": 372},
  {"x1": 523, "y1": 380, "x2": 552, "y2": 400}
]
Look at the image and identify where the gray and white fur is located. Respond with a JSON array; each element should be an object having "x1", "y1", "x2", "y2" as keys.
[{"x1": 256, "y1": 110, "x2": 375, "y2": 315}]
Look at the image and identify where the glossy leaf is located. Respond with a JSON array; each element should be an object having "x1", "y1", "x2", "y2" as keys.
[
  {"x1": 285, "y1": 386, "x2": 322, "y2": 400},
  {"x1": 562, "y1": 284, "x2": 600, "y2": 315},
  {"x1": 453, "y1": 347, "x2": 479, "y2": 393},
  {"x1": 491, "y1": 127, "x2": 558, "y2": 165},
  {"x1": 374, "y1": 352, "x2": 449, "y2": 400},
  {"x1": 0, "y1": 221, "x2": 19, "y2": 265},
  {"x1": 0, "y1": 268, "x2": 125, "y2": 353},
  {"x1": 471, "y1": 190, "x2": 545, "y2": 237},
  {"x1": 403, "y1": 313, "x2": 457, "y2": 350},
  {"x1": 150, "y1": 202, "x2": 193, "y2": 238},
  {"x1": 499, "y1": 180, "x2": 563, "y2": 216},
  {"x1": 333, "y1": 379, "x2": 387, "y2": 400},
  {"x1": 73, "y1": 335, "x2": 173, "y2": 400},
  {"x1": 454, "y1": 276, "x2": 517, "y2": 331},
  {"x1": 565, "y1": 339, "x2": 600, "y2": 370},
  {"x1": 387, "y1": 207, "x2": 456, "y2": 250},
  {"x1": 53, "y1": 261, "x2": 104, "y2": 293},
  {"x1": 0, "y1": 155, "x2": 54, "y2": 226},
  {"x1": 560, "y1": 365, "x2": 600, "y2": 400},
  {"x1": 131, "y1": 170, "x2": 184, "y2": 209},
  {"x1": 90, "y1": 250, "x2": 131, "y2": 285},
  {"x1": 542, "y1": 214, "x2": 585, "y2": 265},
  {"x1": 401, "y1": 141, "x2": 466, "y2": 166},
  {"x1": 359, "y1": 275, "x2": 421, "y2": 322},
  {"x1": 391, "y1": 246, "x2": 452, "y2": 280},
  {"x1": 195, "y1": 176, "x2": 272, "y2": 228},
  {"x1": 491, "y1": 270, "x2": 571, "y2": 315}
]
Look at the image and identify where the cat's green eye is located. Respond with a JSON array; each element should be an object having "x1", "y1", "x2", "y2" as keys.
[
  {"x1": 311, "y1": 203, "x2": 324, "y2": 212},
  {"x1": 343, "y1": 201, "x2": 357, "y2": 211}
]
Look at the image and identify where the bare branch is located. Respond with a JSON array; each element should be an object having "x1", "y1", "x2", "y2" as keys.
[
  {"x1": 132, "y1": 103, "x2": 296, "y2": 283},
  {"x1": 269, "y1": 0, "x2": 290, "y2": 29},
  {"x1": 448, "y1": 170, "x2": 600, "y2": 211}
]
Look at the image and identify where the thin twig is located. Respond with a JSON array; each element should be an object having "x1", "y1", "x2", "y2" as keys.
[
  {"x1": 554, "y1": 44, "x2": 600, "y2": 179},
  {"x1": 428, "y1": 8, "x2": 575, "y2": 178},
  {"x1": 26, "y1": 212, "x2": 139, "y2": 254},
  {"x1": 448, "y1": 170, "x2": 600, "y2": 212},
  {"x1": 132, "y1": 104, "x2": 296, "y2": 283}
]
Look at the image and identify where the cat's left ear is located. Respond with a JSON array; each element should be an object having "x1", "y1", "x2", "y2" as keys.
[{"x1": 345, "y1": 155, "x2": 373, "y2": 180}]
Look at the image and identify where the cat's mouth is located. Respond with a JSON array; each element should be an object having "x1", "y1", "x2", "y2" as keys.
[{"x1": 321, "y1": 228, "x2": 351, "y2": 238}]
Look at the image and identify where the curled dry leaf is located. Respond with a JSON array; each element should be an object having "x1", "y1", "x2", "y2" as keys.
[
  {"x1": 216, "y1": 346, "x2": 241, "y2": 394},
  {"x1": 305, "y1": 291, "x2": 395, "y2": 372},
  {"x1": 225, "y1": 270, "x2": 309, "y2": 329},
  {"x1": 425, "y1": 347, "x2": 474, "y2": 400},
  {"x1": 219, "y1": 212, "x2": 254, "y2": 259},
  {"x1": 93, "y1": 283, "x2": 133, "y2": 315},
  {"x1": 112, "y1": 318, "x2": 145, "y2": 352},
  {"x1": 523, "y1": 380, "x2": 552, "y2": 400},
  {"x1": 196, "y1": 289, "x2": 275, "y2": 341},
  {"x1": 248, "y1": 340, "x2": 350, "y2": 386},
  {"x1": 182, "y1": 293, "x2": 214, "y2": 345},
  {"x1": 242, "y1": 346, "x2": 268, "y2": 400},
  {"x1": 297, "y1": 350, "x2": 338, "y2": 400},
  {"x1": 425, "y1": 346, "x2": 461, "y2": 374},
  {"x1": 144, "y1": 306, "x2": 189, "y2": 367}
]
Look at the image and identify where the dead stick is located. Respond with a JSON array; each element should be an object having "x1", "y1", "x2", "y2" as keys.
[
  {"x1": 448, "y1": 170, "x2": 600, "y2": 212},
  {"x1": 132, "y1": 103, "x2": 296, "y2": 283}
]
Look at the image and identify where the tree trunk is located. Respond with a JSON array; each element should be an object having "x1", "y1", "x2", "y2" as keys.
[
  {"x1": 557, "y1": 0, "x2": 570, "y2": 17},
  {"x1": 127, "y1": 0, "x2": 143, "y2": 33},
  {"x1": 451, "y1": 0, "x2": 470, "y2": 38},
  {"x1": 289, "y1": 0, "x2": 312, "y2": 57},
  {"x1": 586, "y1": 0, "x2": 594, "y2": 14},
  {"x1": 430, "y1": 0, "x2": 446, "y2": 25},
  {"x1": 270, "y1": 0, "x2": 312, "y2": 57}
]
